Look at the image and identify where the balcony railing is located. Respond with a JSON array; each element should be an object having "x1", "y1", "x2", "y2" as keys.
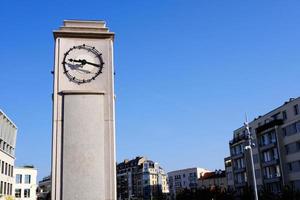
[
  {"x1": 233, "y1": 167, "x2": 246, "y2": 173},
  {"x1": 256, "y1": 119, "x2": 283, "y2": 134},
  {"x1": 260, "y1": 142, "x2": 277, "y2": 151},
  {"x1": 235, "y1": 182, "x2": 247, "y2": 188},
  {"x1": 229, "y1": 134, "x2": 247, "y2": 145},
  {"x1": 264, "y1": 174, "x2": 281, "y2": 183},
  {"x1": 231, "y1": 152, "x2": 244, "y2": 160},
  {"x1": 261, "y1": 158, "x2": 279, "y2": 167}
]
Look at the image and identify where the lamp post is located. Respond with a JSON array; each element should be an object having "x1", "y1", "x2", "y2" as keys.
[{"x1": 244, "y1": 118, "x2": 259, "y2": 200}]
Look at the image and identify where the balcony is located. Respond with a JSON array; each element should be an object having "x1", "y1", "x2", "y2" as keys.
[
  {"x1": 264, "y1": 174, "x2": 281, "y2": 184},
  {"x1": 230, "y1": 134, "x2": 247, "y2": 145},
  {"x1": 256, "y1": 119, "x2": 283, "y2": 134},
  {"x1": 260, "y1": 142, "x2": 277, "y2": 151},
  {"x1": 235, "y1": 182, "x2": 247, "y2": 188},
  {"x1": 233, "y1": 167, "x2": 246, "y2": 173},
  {"x1": 231, "y1": 152, "x2": 244, "y2": 160},
  {"x1": 262, "y1": 159, "x2": 279, "y2": 167}
]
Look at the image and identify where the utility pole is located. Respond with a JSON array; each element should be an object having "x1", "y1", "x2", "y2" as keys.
[{"x1": 244, "y1": 115, "x2": 259, "y2": 200}]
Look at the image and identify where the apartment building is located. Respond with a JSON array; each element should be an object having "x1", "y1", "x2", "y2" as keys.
[
  {"x1": 228, "y1": 97, "x2": 300, "y2": 193},
  {"x1": 14, "y1": 166, "x2": 37, "y2": 200},
  {"x1": 0, "y1": 109, "x2": 17, "y2": 199},
  {"x1": 224, "y1": 157, "x2": 234, "y2": 190},
  {"x1": 198, "y1": 170, "x2": 227, "y2": 191},
  {"x1": 116, "y1": 156, "x2": 169, "y2": 200},
  {"x1": 168, "y1": 167, "x2": 210, "y2": 199}
]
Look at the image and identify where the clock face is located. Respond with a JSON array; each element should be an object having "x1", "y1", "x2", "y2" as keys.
[{"x1": 62, "y1": 44, "x2": 104, "y2": 84}]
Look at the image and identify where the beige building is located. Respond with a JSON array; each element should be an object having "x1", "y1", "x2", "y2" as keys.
[
  {"x1": 198, "y1": 170, "x2": 227, "y2": 191},
  {"x1": 224, "y1": 157, "x2": 234, "y2": 189},
  {"x1": 0, "y1": 109, "x2": 17, "y2": 199},
  {"x1": 14, "y1": 166, "x2": 37, "y2": 200},
  {"x1": 116, "y1": 156, "x2": 169, "y2": 200},
  {"x1": 168, "y1": 167, "x2": 210, "y2": 199},
  {"x1": 228, "y1": 97, "x2": 300, "y2": 193}
]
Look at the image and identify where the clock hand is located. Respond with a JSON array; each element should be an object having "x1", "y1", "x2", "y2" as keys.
[
  {"x1": 66, "y1": 62, "x2": 96, "y2": 74},
  {"x1": 69, "y1": 59, "x2": 101, "y2": 68},
  {"x1": 69, "y1": 59, "x2": 84, "y2": 66},
  {"x1": 84, "y1": 60, "x2": 102, "y2": 68}
]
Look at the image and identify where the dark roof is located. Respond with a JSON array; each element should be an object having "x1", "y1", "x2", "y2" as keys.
[
  {"x1": 200, "y1": 170, "x2": 226, "y2": 180},
  {"x1": 116, "y1": 156, "x2": 145, "y2": 169}
]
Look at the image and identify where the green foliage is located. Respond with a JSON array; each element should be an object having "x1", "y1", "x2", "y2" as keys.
[
  {"x1": 5, "y1": 196, "x2": 15, "y2": 200},
  {"x1": 176, "y1": 187, "x2": 234, "y2": 200},
  {"x1": 175, "y1": 186, "x2": 300, "y2": 200},
  {"x1": 152, "y1": 192, "x2": 168, "y2": 200}
]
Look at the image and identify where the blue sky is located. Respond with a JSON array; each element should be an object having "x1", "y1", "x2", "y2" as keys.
[{"x1": 0, "y1": 0, "x2": 299, "y2": 180}]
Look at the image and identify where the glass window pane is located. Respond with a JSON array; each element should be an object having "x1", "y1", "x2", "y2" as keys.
[
  {"x1": 15, "y1": 189, "x2": 21, "y2": 198},
  {"x1": 25, "y1": 175, "x2": 31, "y2": 184},
  {"x1": 24, "y1": 189, "x2": 30, "y2": 198}
]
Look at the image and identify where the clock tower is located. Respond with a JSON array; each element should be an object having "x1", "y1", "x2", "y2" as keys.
[{"x1": 51, "y1": 20, "x2": 116, "y2": 200}]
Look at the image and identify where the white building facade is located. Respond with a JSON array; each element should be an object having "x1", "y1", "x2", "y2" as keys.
[
  {"x1": 168, "y1": 167, "x2": 210, "y2": 200},
  {"x1": 142, "y1": 160, "x2": 169, "y2": 198},
  {"x1": 117, "y1": 157, "x2": 169, "y2": 200},
  {"x1": 0, "y1": 109, "x2": 17, "y2": 199},
  {"x1": 14, "y1": 166, "x2": 37, "y2": 200}
]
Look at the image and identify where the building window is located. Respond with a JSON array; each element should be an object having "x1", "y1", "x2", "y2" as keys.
[
  {"x1": 283, "y1": 111, "x2": 287, "y2": 120},
  {"x1": 294, "y1": 105, "x2": 299, "y2": 115},
  {"x1": 0, "y1": 181, "x2": 2, "y2": 194},
  {"x1": 4, "y1": 182, "x2": 6, "y2": 195},
  {"x1": 8, "y1": 165, "x2": 10, "y2": 177},
  {"x1": 25, "y1": 175, "x2": 31, "y2": 184},
  {"x1": 288, "y1": 163, "x2": 293, "y2": 171},
  {"x1": 297, "y1": 142, "x2": 300, "y2": 151},
  {"x1": 285, "y1": 145, "x2": 290, "y2": 154},
  {"x1": 15, "y1": 189, "x2": 21, "y2": 198},
  {"x1": 227, "y1": 172, "x2": 233, "y2": 180},
  {"x1": 24, "y1": 189, "x2": 30, "y2": 198},
  {"x1": 1, "y1": 161, "x2": 4, "y2": 174},
  {"x1": 283, "y1": 122, "x2": 300, "y2": 137},
  {"x1": 272, "y1": 113, "x2": 280, "y2": 120},
  {"x1": 7, "y1": 183, "x2": 10, "y2": 195},
  {"x1": 16, "y1": 174, "x2": 22, "y2": 184},
  {"x1": 11, "y1": 166, "x2": 13, "y2": 177},
  {"x1": 5, "y1": 163, "x2": 7, "y2": 175}
]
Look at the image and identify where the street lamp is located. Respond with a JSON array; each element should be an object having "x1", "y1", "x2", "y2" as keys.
[{"x1": 244, "y1": 117, "x2": 259, "y2": 200}]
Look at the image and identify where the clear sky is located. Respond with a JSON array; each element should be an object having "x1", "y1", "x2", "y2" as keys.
[{"x1": 0, "y1": 0, "x2": 299, "y2": 180}]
